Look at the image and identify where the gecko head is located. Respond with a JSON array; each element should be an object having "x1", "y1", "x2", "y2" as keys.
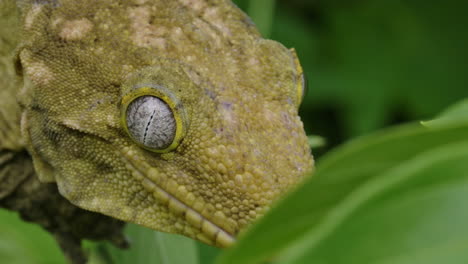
[
  {"x1": 18, "y1": 0, "x2": 313, "y2": 247},
  {"x1": 114, "y1": 54, "x2": 313, "y2": 246}
]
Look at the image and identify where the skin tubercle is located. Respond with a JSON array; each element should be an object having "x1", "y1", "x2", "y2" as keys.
[{"x1": 11, "y1": 0, "x2": 314, "y2": 248}]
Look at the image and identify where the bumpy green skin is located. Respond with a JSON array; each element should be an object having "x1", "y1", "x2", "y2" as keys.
[
  {"x1": 1, "y1": 2, "x2": 128, "y2": 264},
  {"x1": 3, "y1": 0, "x2": 313, "y2": 251}
]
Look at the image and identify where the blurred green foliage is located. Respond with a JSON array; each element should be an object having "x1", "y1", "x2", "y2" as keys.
[
  {"x1": 1, "y1": 1, "x2": 467, "y2": 263},
  {"x1": 0, "y1": 210, "x2": 66, "y2": 264},
  {"x1": 236, "y1": 0, "x2": 468, "y2": 155}
]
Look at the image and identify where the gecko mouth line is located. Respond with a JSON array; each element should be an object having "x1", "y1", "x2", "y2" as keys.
[{"x1": 120, "y1": 149, "x2": 235, "y2": 247}]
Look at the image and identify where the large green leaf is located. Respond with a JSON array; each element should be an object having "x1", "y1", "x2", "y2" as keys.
[
  {"x1": 103, "y1": 224, "x2": 199, "y2": 264},
  {"x1": 217, "y1": 118, "x2": 468, "y2": 264},
  {"x1": 279, "y1": 141, "x2": 468, "y2": 263},
  {"x1": 422, "y1": 98, "x2": 468, "y2": 127}
]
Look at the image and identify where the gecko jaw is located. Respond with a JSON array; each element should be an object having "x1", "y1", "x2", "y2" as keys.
[
  {"x1": 152, "y1": 184, "x2": 236, "y2": 247},
  {"x1": 120, "y1": 148, "x2": 235, "y2": 247}
]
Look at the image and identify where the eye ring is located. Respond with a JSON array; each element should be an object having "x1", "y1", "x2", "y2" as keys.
[{"x1": 121, "y1": 86, "x2": 187, "y2": 153}]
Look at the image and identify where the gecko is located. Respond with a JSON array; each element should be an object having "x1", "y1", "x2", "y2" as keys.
[{"x1": 0, "y1": 0, "x2": 313, "y2": 261}]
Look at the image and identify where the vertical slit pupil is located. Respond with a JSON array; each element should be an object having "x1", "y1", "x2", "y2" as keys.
[{"x1": 126, "y1": 95, "x2": 176, "y2": 150}]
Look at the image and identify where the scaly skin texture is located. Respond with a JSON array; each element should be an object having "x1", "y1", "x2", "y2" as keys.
[
  {"x1": 1, "y1": 0, "x2": 313, "y2": 254},
  {"x1": 1, "y1": 2, "x2": 128, "y2": 264}
]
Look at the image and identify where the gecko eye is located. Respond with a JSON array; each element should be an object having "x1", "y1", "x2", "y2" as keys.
[
  {"x1": 126, "y1": 96, "x2": 176, "y2": 150},
  {"x1": 121, "y1": 87, "x2": 187, "y2": 153}
]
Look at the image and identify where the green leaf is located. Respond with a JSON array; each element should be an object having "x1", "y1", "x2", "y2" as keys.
[
  {"x1": 279, "y1": 141, "x2": 468, "y2": 263},
  {"x1": 197, "y1": 242, "x2": 221, "y2": 264},
  {"x1": 422, "y1": 98, "x2": 468, "y2": 127},
  {"x1": 0, "y1": 210, "x2": 66, "y2": 264},
  {"x1": 308, "y1": 135, "x2": 327, "y2": 148},
  {"x1": 217, "y1": 121, "x2": 468, "y2": 264},
  {"x1": 103, "y1": 224, "x2": 199, "y2": 264}
]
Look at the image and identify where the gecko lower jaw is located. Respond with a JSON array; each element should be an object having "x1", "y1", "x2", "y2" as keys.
[
  {"x1": 158, "y1": 187, "x2": 235, "y2": 247},
  {"x1": 120, "y1": 149, "x2": 235, "y2": 247}
]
